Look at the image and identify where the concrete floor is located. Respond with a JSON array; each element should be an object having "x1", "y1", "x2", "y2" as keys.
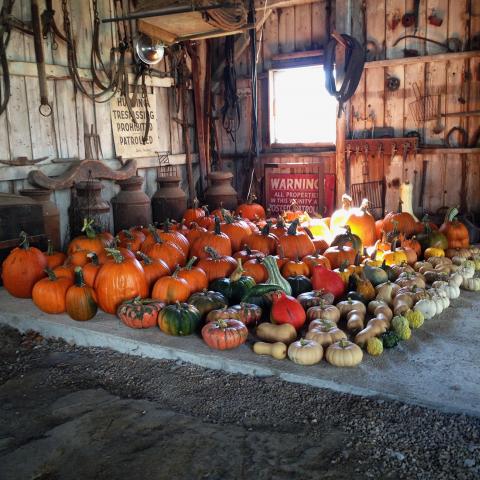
[{"x1": 0, "y1": 287, "x2": 479, "y2": 417}]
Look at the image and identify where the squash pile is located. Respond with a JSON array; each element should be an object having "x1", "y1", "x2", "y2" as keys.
[{"x1": 1, "y1": 196, "x2": 479, "y2": 369}]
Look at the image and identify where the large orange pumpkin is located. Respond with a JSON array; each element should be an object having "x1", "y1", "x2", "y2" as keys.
[
  {"x1": 177, "y1": 257, "x2": 209, "y2": 293},
  {"x1": 157, "y1": 220, "x2": 190, "y2": 257},
  {"x1": 382, "y1": 202, "x2": 417, "y2": 237},
  {"x1": 68, "y1": 218, "x2": 108, "y2": 257},
  {"x1": 243, "y1": 222, "x2": 278, "y2": 255},
  {"x1": 152, "y1": 269, "x2": 191, "y2": 304},
  {"x1": 345, "y1": 199, "x2": 377, "y2": 247},
  {"x1": 32, "y1": 269, "x2": 73, "y2": 314},
  {"x1": 196, "y1": 247, "x2": 237, "y2": 282},
  {"x1": 276, "y1": 220, "x2": 315, "y2": 259},
  {"x1": 145, "y1": 234, "x2": 186, "y2": 270},
  {"x1": 190, "y1": 217, "x2": 232, "y2": 259},
  {"x1": 323, "y1": 244, "x2": 356, "y2": 270},
  {"x1": 242, "y1": 257, "x2": 268, "y2": 283},
  {"x1": 94, "y1": 249, "x2": 148, "y2": 314},
  {"x1": 220, "y1": 212, "x2": 252, "y2": 252},
  {"x1": 1, "y1": 232, "x2": 47, "y2": 298},
  {"x1": 439, "y1": 207, "x2": 469, "y2": 248},
  {"x1": 137, "y1": 251, "x2": 171, "y2": 291},
  {"x1": 235, "y1": 194, "x2": 266, "y2": 221}
]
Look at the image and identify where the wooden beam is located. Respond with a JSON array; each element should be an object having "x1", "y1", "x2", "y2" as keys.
[
  {"x1": 255, "y1": 0, "x2": 320, "y2": 10},
  {"x1": 271, "y1": 49, "x2": 324, "y2": 61},
  {"x1": 8, "y1": 61, "x2": 174, "y2": 88}
]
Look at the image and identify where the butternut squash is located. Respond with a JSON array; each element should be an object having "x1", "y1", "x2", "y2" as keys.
[
  {"x1": 256, "y1": 322, "x2": 297, "y2": 344},
  {"x1": 253, "y1": 341, "x2": 287, "y2": 360}
]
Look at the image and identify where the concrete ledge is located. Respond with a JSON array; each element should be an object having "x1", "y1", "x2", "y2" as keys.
[{"x1": 1, "y1": 288, "x2": 479, "y2": 418}]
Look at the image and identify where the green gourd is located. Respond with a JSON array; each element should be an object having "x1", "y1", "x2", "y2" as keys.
[{"x1": 262, "y1": 255, "x2": 292, "y2": 295}]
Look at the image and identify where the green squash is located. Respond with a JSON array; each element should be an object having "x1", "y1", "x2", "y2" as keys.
[
  {"x1": 345, "y1": 290, "x2": 367, "y2": 304},
  {"x1": 187, "y1": 290, "x2": 228, "y2": 318},
  {"x1": 209, "y1": 259, "x2": 255, "y2": 303},
  {"x1": 363, "y1": 264, "x2": 388, "y2": 286},
  {"x1": 381, "y1": 330, "x2": 400, "y2": 349},
  {"x1": 158, "y1": 302, "x2": 202, "y2": 336},
  {"x1": 287, "y1": 275, "x2": 312, "y2": 297},
  {"x1": 416, "y1": 223, "x2": 448, "y2": 250}
]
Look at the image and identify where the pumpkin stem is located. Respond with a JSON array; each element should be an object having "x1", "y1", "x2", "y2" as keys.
[
  {"x1": 87, "y1": 252, "x2": 99, "y2": 265},
  {"x1": 137, "y1": 251, "x2": 152, "y2": 265},
  {"x1": 339, "y1": 260, "x2": 349, "y2": 272},
  {"x1": 229, "y1": 258, "x2": 244, "y2": 282},
  {"x1": 172, "y1": 266, "x2": 181, "y2": 278},
  {"x1": 216, "y1": 319, "x2": 228, "y2": 329},
  {"x1": 19, "y1": 231, "x2": 29, "y2": 249},
  {"x1": 204, "y1": 246, "x2": 220, "y2": 259},
  {"x1": 73, "y1": 266, "x2": 86, "y2": 287},
  {"x1": 247, "y1": 193, "x2": 257, "y2": 205},
  {"x1": 45, "y1": 268, "x2": 58, "y2": 281},
  {"x1": 338, "y1": 339, "x2": 350, "y2": 348},
  {"x1": 105, "y1": 248, "x2": 124, "y2": 264},
  {"x1": 222, "y1": 209, "x2": 234, "y2": 224},
  {"x1": 287, "y1": 219, "x2": 300, "y2": 236},
  {"x1": 245, "y1": 245, "x2": 252, "y2": 255},
  {"x1": 213, "y1": 216, "x2": 222, "y2": 235},
  {"x1": 81, "y1": 218, "x2": 97, "y2": 239},
  {"x1": 46, "y1": 239, "x2": 54, "y2": 256},
  {"x1": 183, "y1": 256, "x2": 197, "y2": 270},
  {"x1": 341, "y1": 193, "x2": 353, "y2": 209},
  {"x1": 276, "y1": 216, "x2": 285, "y2": 228},
  {"x1": 303, "y1": 226, "x2": 314, "y2": 239},
  {"x1": 261, "y1": 221, "x2": 271, "y2": 236},
  {"x1": 121, "y1": 229, "x2": 134, "y2": 240},
  {"x1": 163, "y1": 219, "x2": 172, "y2": 233},
  {"x1": 299, "y1": 338, "x2": 309, "y2": 347},
  {"x1": 360, "y1": 198, "x2": 370, "y2": 211}
]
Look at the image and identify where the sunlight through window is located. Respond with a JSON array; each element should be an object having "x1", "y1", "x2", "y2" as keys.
[{"x1": 270, "y1": 65, "x2": 337, "y2": 145}]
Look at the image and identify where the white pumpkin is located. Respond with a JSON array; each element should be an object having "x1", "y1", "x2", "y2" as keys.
[
  {"x1": 432, "y1": 281, "x2": 460, "y2": 299},
  {"x1": 414, "y1": 261, "x2": 432, "y2": 272},
  {"x1": 452, "y1": 256, "x2": 467, "y2": 266},
  {"x1": 461, "y1": 277, "x2": 480, "y2": 292},
  {"x1": 449, "y1": 272, "x2": 464, "y2": 288},
  {"x1": 429, "y1": 256, "x2": 452, "y2": 267},
  {"x1": 414, "y1": 299, "x2": 436, "y2": 320},
  {"x1": 457, "y1": 265, "x2": 475, "y2": 279}
]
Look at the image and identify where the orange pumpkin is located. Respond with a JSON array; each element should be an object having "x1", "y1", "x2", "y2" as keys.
[
  {"x1": 157, "y1": 220, "x2": 190, "y2": 257},
  {"x1": 190, "y1": 217, "x2": 232, "y2": 259},
  {"x1": 276, "y1": 219, "x2": 315, "y2": 259},
  {"x1": 346, "y1": 199, "x2": 377, "y2": 247},
  {"x1": 382, "y1": 202, "x2": 417, "y2": 237},
  {"x1": 52, "y1": 264, "x2": 75, "y2": 282},
  {"x1": 196, "y1": 247, "x2": 237, "y2": 282},
  {"x1": 82, "y1": 253, "x2": 101, "y2": 288},
  {"x1": 145, "y1": 229, "x2": 186, "y2": 270},
  {"x1": 375, "y1": 219, "x2": 384, "y2": 240},
  {"x1": 137, "y1": 251, "x2": 171, "y2": 291},
  {"x1": 282, "y1": 200, "x2": 303, "y2": 223},
  {"x1": 65, "y1": 267, "x2": 98, "y2": 321},
  {"x1": 270, "y1": 217, "x2": 288, "y2": 238},
  {"x1": 177, "y1": 257, "x2": 209, "y2": 293},
  {"x1": 94, "y1": 249, "x2": 148, "y2": 314},
  {"x1": 117, "y1": 229, "x2": 146, "y2": 253},
  {"x1": 281, "y1": 258, "x2": 310, "y2": 278},
  {"x1": 220, "y1": 211, "x2": 252, "y2": 252},
  {"x1": 233, "y1": 246, "x2": 265, "y2": 262},
  {"x1": 1, "y1": 232, "x2": 47, "y2": 298},
  {"x1": 243, "y1": 222, "x2": 278, "y2": 255},
  {"x1": 323, "y1": 244, "x2": 356, "y2": 270},
  {"x1": 67, "y1": 218, "x2": 107, "y2": 257},
  {"x1": 400, "y1": 235, "x2": 422, "y2": 257},
  {"x1": 439, "y1": 207, "x2": 469, "y2": 248},
  {"x1": 183, "y1": 222, "x2": 207, "y2": 245},
  {"x1": 183, "y1": 199, "x2": 206, "y2": 226},
  {"x1": 235, "y1": 194, "x2": 266, "y2": 221},
  {"x1": 152, "y1": 269, "x2": 191, "y2": 304},
  {"x1": 44, "y1": 240, "x2": 66, "y2": 269},
  {"x1": 32, "y1": 269, "x2": 73, "y2": 314},
  {"x1": 302, "y1": 253, "x2": 332, "y2": 272},
  {"x1": 243, "y1": 258, "x2": 268, "y2": 283}
]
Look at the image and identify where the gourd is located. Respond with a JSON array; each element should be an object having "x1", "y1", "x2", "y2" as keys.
[
  {"x1": 209, "y1": 259, "x2": 256, "y2": 303},
  {"x1": 307, "y1": 303, "x2": 341, "y2": 323},
  {"x1": 449, "y1": 272, "x2": 464, "y2": 288},
  {"x1": 375, "y1": 281, "x2": 399, "y2": 306},
  {"x1": 297, "y1": 290, "x2": 335, "y2": 310},
  {"x1": 405, "y1": 309, "x2": 424, "y2": 329},
  {"x1": 392, "y1": 292, "x2": 414, "y2": 315},
  {"x1": 256, "y1": 322, "x2": 297, "y2": 344},
  {"x1": 337, "y1": 298, "x2": 366, "y2": 331},
  {"x1": 461, "y1": 277, "x2": 480, "y2": 291},
  {"x1": 414, "y1": 298, "x2": 436, "y2": 320},
  {"x1": 262, "y1": 255, "x2": 292, "y2": 295},
  {"x1": 287, "y1": 275, "x2": 312, "y2": 297},
  {"x1": 202, "y1": 318, "x2": 248, "y2": 350},
  {"x1": 253, "y1": 341, "x2": 287, "y2": 360},
  {"x1": 363, "y1": 263, "x2": 388, "y2": 286},
  {"x1": 305, "y1": 319, "x2": 347, "y2": 347},
  {"x1": 381, "y1": 331, "x2": 400, "y2": 349},
  {"x1": 354, "y1": 317, "x2": 389, "y2": 346},
  {"x1": 187, "y1": 290, "x2": 228, "y2": 317},
  {"x1": 424, "y1": 248, "x2": 445, "y2": 259},
  {"x1": 391, "y1": 315, "x2": 411, "y2": 340},
  {"x1": 351, "y1": 273, "x2": 375, "y2": 301},
  {"x1": 325, "y1": 340, "x2": 363, "y2": 367},
  {"x1": 270, "y1": 291, "x2": 306, "y2": 330},
  {"x1": 227, "y1": 303, "x2": 262, "y2": 325},
  {"x1": 366, "y1": 337, "x2": 384, "y2": 356},
  {"x1": 431, "y1": 280, "x2": 460, "y2": 299},
  {"x1": 288, "y1": 339, "x2": 324, "y2": 365}
]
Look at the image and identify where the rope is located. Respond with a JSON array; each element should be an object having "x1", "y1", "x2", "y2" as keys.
[
  {"x1": 221, "y1": 35, "x2": 240, "y2": 141},
  {"x1": 324, "y1": 33, "x2": 365, "y2": 118}
]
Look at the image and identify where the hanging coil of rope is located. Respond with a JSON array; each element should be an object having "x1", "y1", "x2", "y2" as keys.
[
  {"x1": 221, "y1": 35, "x2": 240, "y2": 141},
  {"x1": 324, "y1": 33, "x2": 365, "y2": 118},
  {"x1": 203, "y1": 0, "x2": 247, "y2": 31}
]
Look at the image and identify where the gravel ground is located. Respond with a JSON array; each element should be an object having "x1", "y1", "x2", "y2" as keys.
[{"x1": 0, "y1": 326, "x2": 479, "y2": 480}]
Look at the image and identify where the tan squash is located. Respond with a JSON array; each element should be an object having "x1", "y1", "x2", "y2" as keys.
[
  {"x1": 256, "y1": 322, "x2": 297, "y2": 344},
  {"x1": 306, "y1": 303, "x2": 341, "y2": 323},
  {"x1": 253, "y1": 341, "x2": 287, "y2": 360},
  {"x1": 305, "y1": 319, "x2": 347, "y2": 347}
]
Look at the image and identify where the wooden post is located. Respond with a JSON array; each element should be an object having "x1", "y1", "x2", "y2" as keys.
[
  {"x1": 181, "y1": 82, "x2": 196, "y2": 206},
  {"x1": 203, "y1": 40, "x2": 213, "y2": 175}
]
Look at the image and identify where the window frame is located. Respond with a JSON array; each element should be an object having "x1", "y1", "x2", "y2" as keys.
[{"x1": 267, "y1": 64, "x2": 337, "y2": 149}]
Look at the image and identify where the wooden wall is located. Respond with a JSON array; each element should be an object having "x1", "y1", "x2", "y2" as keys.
[{"x1": 0, "y1": 0, "x2": 198, "y2": 247}]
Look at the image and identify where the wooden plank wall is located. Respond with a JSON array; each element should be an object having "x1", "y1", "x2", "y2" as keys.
[
  {"x1": 349, "y1": 0, "x2": 480, "y2": 218},
  {"x1": 0, "y1": 0, "x2": 197, "y2": 247}
]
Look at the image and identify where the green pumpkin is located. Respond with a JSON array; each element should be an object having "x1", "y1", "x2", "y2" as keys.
[
  {"x1": 187, "y1": 290, "x2": 228, "y2": 317},
  {"x1": 210, "y1": 276, "x2": 255, "y2": 303},
  {"x1": 416, "y1": 223, "x2": 448, "y2": 250},
  {"x1": 381, "y1": 330, "x2": 400, "y2": 349},
  {"x1": 287, "y1": 275, "x2": 312, "y2": 297},
  {"x1": 363, "y1": 264, "x2": 388, "y2": 286},
  {"x1": 158, "y1": 302, "x2": 202, "y2": 336}
]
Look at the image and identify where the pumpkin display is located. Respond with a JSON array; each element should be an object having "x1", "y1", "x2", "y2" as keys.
[
  {"x1": 177, "y1": 257, "x2": 208, "y2": 292},
  {"x1": 117, "y1": 297, "x2": 164, "y2": 328},
  {"x1": 68, "y1": 218, "x2": 108, "y2": 257},
  {"x1": 310, "y1": 265, "x2": 345, "y2": 300},
  {"x1": 65, "y1": 267, "x2": 98, "y2": 321},
  {"x1": 276, "y1": 220, "x2": 315, "y2": 259},
  {"x1": 243, "y1": 257, "x2": 268, "y2": 283},
  {"x1": 202, "y1": 318, "x2": 248, "y2": 350},
  {"x1": 44, "y1": 240, "x2": 66, "y2": 269},
  {"x1": 345, "y1": 199, "x2": 377, "y2": 246},
  {"x1": 287, "y1": 275, "x2": 312, "y2": 297},
  {"x1": 191, "y1": 217, "x2": 232, "y2": 259},
  {"x1": 82, "y1": 253, "x2": 101, "y2": 288},
  {"x1": 1, "y1": 231, "x2": 47, "y2": 298},
  {"x1": 137, "y1": 251, "x2": 171, "y2": 291},
  {"x1": 288, "y1": 338, "x2": 323, "y2": 365},
  {"x1": 439, "y1": 207, "x2": 469, "y2": 249},
  {"x1": 32, "y1": 269, "x2": 73, "y2": 314},
  {"x1": 187, "y1": 290, "x2": 228, "y2": 317},
  {"x1": 297, "y1": 290, "x2": 335, "y2": 310},
  {"x1": 94, "y1": 249, "x2": 148, "y2": 314},
  {"x1": 117, "y1": 229, "x2": 146, "y2": 253},
  {"x1": 270, "y1": 290, "x2": 306, "y2": 330},
  {"x1": 325, "y1": 339, "x2": 363, "y2": 367},
  {"x1": 244, "y1": 222, "x2": 278, "y2": 255},
  {"x1": 197, "y1": 247, "x2": 237, "y2": 283},
  {"x1": 235, "y1": 194, "x2": 266, "y2": 220},
  {"x1": 158, "y1": 302, "x2": 202, "y2": 336},
  {"x1": 209, "y1": 259, "x2": 255, "y2": 303},
  {"x1": 152, "y1": 268, "x2": 191, "y2": 304},
  {"x1": 183, "y1": 199, "x2": 206, "y2": 226}
]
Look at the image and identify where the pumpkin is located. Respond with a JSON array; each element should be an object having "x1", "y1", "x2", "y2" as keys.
[
  {"x1": 82, "y1": 253, "x2": 101, "y2": 287},
  {"x1": 32, "y1": 269, "x2": 73, "y2": 314},
  {"x1": 117, "y1": 229, "x2": 146, "y2": 253},
  {"x1": 117, "y1": 297, "x2": 164, "y2": 328},
  {"x1": 363, "y1": 263, "x2": 388, "y2": 286},
  {"x1": 187, "y1": 290, "x2": 228, "y2": 317},
  {"x1": 2, "y1": 231, "x2": 47, "y2": 298},
  {"x1": 235, "y1": 194, "x2": 266, "y2": 220},
  {"x1": 145, "y1": 229, "x2": 186, "y2": 270},
  {"x1": 305, "y1": 319, "x2": 347, "y2": 347},
  {"x1": 416, "y1": 221, "x2": 448, "y2": 251},
  {"x1": 323, "y1": 244, "x2": 356, "y2": 270},
  {"x1": 226, "y1": 303, "x2": 262, "y2": 325},
  {"x1": 183, "y1": 222, "x2": 207, "y2": 246},
  {"x1": 345, "y1": 198, "x2": 377, "y2": 246},
  {"x1": 191, "y1": 217, "x2": 232, "y2": 259},
  {"x1": 158, "y1": 302, "x2": 202, "y2": 336},
  {"x1": 196, "y1": 247, "x2": 237, "y2": 283},
  {"x1": 461, "y1": 277, "x2": 480, "y2": 291},
  {"x1": 270, "y1": 217, "x2": 288, "y2": 238},
  {"x1": 380, "y1": 245, "x2": 408, "y2": 266},
  {"x1": 67, "y1": 249, "x2": 91, "y2": 267},
  {"x1": 94, "y1": 249, "x2": 148, "y2": 314},
  {"x1": 270, "y1": 290, "x2": 306, "y2": 330},
  {"x1": 219, "y1": 211, "x2": 252, "y2": 252},
  {"x1": 44, "y1": 240, "x2": 66, "y2": 269},
  {"x1": 333, "y1": 260, "x2": 351, "y2": 285},
  {"x1": 183, "y1": 199, "x2": 206, "y2": 226},
  {"x1": 414, "y1": 298, "x2": 437, "y2": 319},
  {"x1": 152, "y1": 268, "x2": 191, "y2": 304},
  {"x1": 244, "y1": 222, "x2": 278, "y2": 255},
  {"x1": 287, "y1": 275, "x2": 312, "y2": 297},
  {"x1": 300, "y1": 214, "x2": 331, "y2": 241},
  {"x1": 297, "y1": 290, "x2": 335, "y2": 310},
  {"x1": 382, "y1": 202, "x2": 417, "y2": 237},
  {"x1": 307, "y1": 303, "x2": 341, "y2": 324},
  {"x1": 233, "y1": 246, "x2": 265, "y2": 263},
  {"x1": 68, "y1": 218, "x2": 107, "y2": 257},
  {"x1": 137, "y1": 251, "x2": 171, "y2": 291},
  {"x1": 424, "y1": 247, "x2": 444, "y2": 259},
  {"x1": 330, "y1": 194, "x2": 353, "y2": 234},
  {"x1": 110, "y1": 237, "x2": 137, "y2": 261},
  {"x1": 276, "y1": 219, "x2": 315, "y2": 259},
  {"x1": 209, "y1": 259, "x2": 256, "y2": 303},
  {"x1": 177, "y1": 257, "x2": 208, "y2": 292},
  {"x1": 312, "y1": 237, "x2": 330, "y2": 254},
  {"x1": 281, "y1": 258, "x2": 310, "y2": 278},
  {"x1": 311, "y1": 265, "x2": 345, "y2": 300},
  {"x1": 288, "y1": 339, "x2": 323, "y2": 365},
  {"x1": 302, "y1": 253, "x2": 332, "y2": 272},
  {"x1": 65, "y1": 267, "x2": 98, "y2": 321},
  {"x1": 401, "y1": 236, "x2": 422, "y2": 257},
  {"x1": 243, "y1": 257, "x2": 268, "y2": 283},
  {"x1": 439, "y1": 207, "x2": 469, "y2": 248},
  {"x1": 156, "y1": 220, "x2": 190, "y2": 256},
  {"x1": 202, "y1": 318, "x2": 248, "y2": 350},
  {"x1": 52, "y1": 264, "x2": 75, "y2": 283},
  {"x1": 325, "y1": 339, "x2": 363, "y2": 367}
]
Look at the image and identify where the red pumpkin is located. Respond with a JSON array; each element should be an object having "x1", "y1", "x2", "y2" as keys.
[
  {"x1": 117, "y1": 297, "x2": 164, "y2": 329},
  {"x1": 44, "y1": 240, "x2": 66, "y2": 269},
  {"x1": 235, "y1": 195, "x2": 266, "y2": 221},
  {"x1": 311, "y1": 265, "x2": 345, "y2": 300},
  {"x1": 94, "y1": 249, "x2": 148, "y2": 314},
  {"x1": 270, "y1": 290, "x2": 306, "y2": 330},
  {"x1": 1, "y1": 232, "x2": 47, "y2": 298},
  {"x1": 201, "y1": 319, "x2": 248, "y2": 350},
  {"x1": 190, "y1": 217, "x2": 232, "y2": 259},
  {"x1": 32, "y1": 269, "x2": 73, "y2": 314}
]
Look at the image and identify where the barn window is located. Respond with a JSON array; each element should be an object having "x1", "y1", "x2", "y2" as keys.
[{"x1": 269, "y1": 65, "x2": 337, "y2": 146}]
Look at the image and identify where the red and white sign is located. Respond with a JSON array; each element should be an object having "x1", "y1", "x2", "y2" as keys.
[{"x1": 266, "y1": 173, "x2": 320, "y2": 215}]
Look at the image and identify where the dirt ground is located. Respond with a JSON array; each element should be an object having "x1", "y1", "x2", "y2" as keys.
[{"x1": 0, "y1": 326, "x2": 479, "y2": 480}]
